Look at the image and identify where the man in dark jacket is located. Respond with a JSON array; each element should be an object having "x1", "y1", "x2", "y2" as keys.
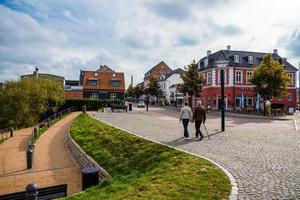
[{"x1": 192, "y1": 101, "x2": 206, "y2": 140}]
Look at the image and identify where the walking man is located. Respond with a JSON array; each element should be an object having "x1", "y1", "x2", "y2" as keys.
[
  {"x1": 192, "y1": 101, "x2": 206, "y2": 140},
  {"x1": 179, "y1": 102, "x2": 192, "y2": 140}
]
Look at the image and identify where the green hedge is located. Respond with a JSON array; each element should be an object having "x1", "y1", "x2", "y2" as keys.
[{"x1": 62, "y1": 99, "x2": 124, "y2": 111}]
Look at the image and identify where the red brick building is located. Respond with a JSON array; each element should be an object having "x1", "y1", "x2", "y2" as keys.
[
  {"x1": 144, "y1": 61, "x2": 172, "y2": 85},
  {"x1": 197, "y1": 46, "x2": 298, "y2": 111}
]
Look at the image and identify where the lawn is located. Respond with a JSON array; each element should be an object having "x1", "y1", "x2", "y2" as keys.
[{"x1": 66, "y1": 114, "x2": 231, "y2": 200}]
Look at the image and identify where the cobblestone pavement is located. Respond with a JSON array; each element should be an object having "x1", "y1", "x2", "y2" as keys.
[
  {"x1": 0, "y1": 113, "x2": 81, "y2": 195},
  {"x1": 93, "y1": 107, "x2": 300, "y2": 200}
]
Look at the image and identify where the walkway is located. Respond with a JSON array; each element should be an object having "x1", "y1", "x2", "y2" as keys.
[
  {"x1": 0, "y1": 112, "x2": 81, "y2": 195},
  {"x1": 94, "y1": 107, "x2": 300, "y2": 200}
]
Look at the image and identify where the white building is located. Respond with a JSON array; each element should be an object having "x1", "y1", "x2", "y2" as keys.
[{"x1": 159, "y1": 68, "x2": 184, "y2": 105}]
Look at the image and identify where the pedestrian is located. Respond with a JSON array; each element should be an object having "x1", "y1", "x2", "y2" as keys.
[
  {"x1": 192, "y1": 101, "x2": 206, "y2": 140},
  {"x1": 179, "y1": 102, "x2": 193, "y2": 140}
]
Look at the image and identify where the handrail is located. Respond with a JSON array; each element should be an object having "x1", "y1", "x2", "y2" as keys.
[
  {"x1": 0, "y1": 127, "x2": 14, "y2": 143},
  {"x1": 27, "y1": 107, "x2": 74, "y2": 150}
]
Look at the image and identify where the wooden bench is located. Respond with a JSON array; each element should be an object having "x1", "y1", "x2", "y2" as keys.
[{"x1": 111, "y1": 104, "x2": 127, "y2": 112}]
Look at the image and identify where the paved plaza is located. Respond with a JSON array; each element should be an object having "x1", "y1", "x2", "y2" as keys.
[{"x1": 93, "y1": 107, "x2": 300, "y2": 200}]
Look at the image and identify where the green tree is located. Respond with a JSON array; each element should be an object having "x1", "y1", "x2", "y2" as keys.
[
  {"x1": 178, "y1": 60, "x2": 203, "y2": 107},
  {"x1": 125, "y1": 85, "x2": 135, "y2": 99},
  {"x1": 0, "y1": 78, "x2": 64, "y2": 129},
  {"x1": 146, "y1": 76, "x2": 163, "y2": 103},
  {"x1": 249, "y1": 54, "x2": 291, "y2": 100},
  {"x1": 134, "y1": 84, "x2": 145, "y2": 100}
]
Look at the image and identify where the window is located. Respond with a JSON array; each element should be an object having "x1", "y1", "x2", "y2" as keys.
[
  {"x1": 288, "y1": 93, "x2": 292, "y2": 101},
  {"x1": 207, "y1": 71, "x2": 212, "y2": 85},
  {"x1": 163, "y1": 82, "x2": 166, "y2": 90},
  {"x1": 287, "y1": 73, "x2": 293, "y2": 86},
  {"x1": 235, "y1": 71, "x2": 242, "y2": 83},
  {"x1": 248, "y1": 56, "x2": 253, "y2": 64},
  {"x1": 246, "y1": 71, "x2": 253, "y2": 83},
  {"x1": 110, "y1": 93, "x2": 116, "y2": 100},
  {"x1": 234, "y1": 55, "x2": 239, "y2": 63},
  {"x1": 204, "y1": 58, "x2": 208, "y2": 67},
  {"x1": 111, "y1": 80, "x2": 120, "y2": 87},
  {"x1": 88, "y1": 80, "x2": 97, "y2": 86},
  {"x1": 278, "y1": 96, "x2": 283, "y2": 101},
  {"x1": 270, "y1": 96, "x2": 273, "y2": 101},
  {"x1": 91, "y1": 93, "x2": 98, "y2": 100}
]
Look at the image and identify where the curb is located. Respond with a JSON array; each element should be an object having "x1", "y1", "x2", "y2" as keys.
[{"x1": 90, "y1": 114, "x2": 238, "y2": 200}]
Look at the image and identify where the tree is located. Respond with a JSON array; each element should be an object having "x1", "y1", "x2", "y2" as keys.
[
  {"x1": 134, "y1": 84, "x2": 145, "y2": 100},
  {"x1": 147, "y1": 76, "x2": 163, "y2": 103},
  {"x1": 249, "y1": 54, "x2": 291, "y2": 100},
  {"x1": 0, "y1": 78, "x2": 64, "y2": 129},
  {"x1": 125, "y1": 85, "x2": 135, "y2": 100},
  {"x1": 178, "y1": 60, "x2": 203, "y2": 107}
]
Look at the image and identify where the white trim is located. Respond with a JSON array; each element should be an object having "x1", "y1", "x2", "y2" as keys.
[
  {"x1": 90, "y1": 114, "x2": 238, "y2": 200},
  {"x1": 229, "y1": 68, "x2": 234, "y2": 86},
  {"x1": 212, "y1": 69, "x2": 216, "y2": 86},
  {"x1": 235, "y1": 70, "x2": 243, "y2": 84}
]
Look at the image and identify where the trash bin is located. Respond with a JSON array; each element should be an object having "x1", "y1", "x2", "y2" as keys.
[
  {"x1": 128, "y1": 103, "x2": 132, "y2": 111},
  {"x1": 81, "y1": 167, "x2": 99, "y2": 190}
]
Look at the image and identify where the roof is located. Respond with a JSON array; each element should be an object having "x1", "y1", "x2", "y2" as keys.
[
  {"x1": 21, "y1": 73, "x2": 64, "y2": 79},
  {"x1": 144, "y1": 61, "x2": 172, "y2": 76},
  {"x1": 159, "y1": 68, "x2": 185, "y2": 82},
  {"x1": 197, "y1": 49, "x2": 298, "y2": 71}
]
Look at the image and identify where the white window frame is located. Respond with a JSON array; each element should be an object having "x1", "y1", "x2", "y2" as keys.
[
  {"x1": 91, "y1": 93, "x2": 98, "y2": 100},
  {"x1": 207, "y1": 71, "x2": 212, "y2": 85},
  {"x1": 246, "y1": 71, "x2": 253, "y2": 83},
  {"x1": 235, "y1": 70, "x2": 243, "y2": 84},
  {"x1": 248, "y1": 56, "x2": 253, "y2": 64},
  {"x1": 287, "y1": 73, "x2": 294, "y2": 86},
  {"x1": 288, "y1": 93, "x2": 292, "y2": 101},
  {"x1": 234, "y1": 55, "x2": 239, "y2": 63},
  {"x1": 110, "y1": 93, "x2": 116, "y2": 100}
]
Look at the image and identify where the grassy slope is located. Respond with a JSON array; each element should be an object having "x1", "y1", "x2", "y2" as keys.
[{"x1": 66, "y1": 114, "x2": 231, "y2": 200}]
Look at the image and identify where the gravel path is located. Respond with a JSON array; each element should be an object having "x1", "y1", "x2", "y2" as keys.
[
  {"x1": 93, "y1": 107, "x2": 300, "y2": 200},
  {"x1": 0, "y1": 113, "x2": 81, "y2": 195}
]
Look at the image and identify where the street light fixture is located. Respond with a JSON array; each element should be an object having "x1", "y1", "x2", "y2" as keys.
[{"x1": 216, "y1": 60, "x2": 229, "y2": 132}]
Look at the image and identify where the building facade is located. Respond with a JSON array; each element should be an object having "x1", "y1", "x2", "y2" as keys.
[
  {"x1": 159, "y1": 68, "x2": 184, "y2": 104},
  {"x1": 79, "y1": 65, "x2": 125, "y2": 100},
  {"x1": 197, "y1": 46, "x2": 298, "y2": 111},
  {"x1": 144, "y1": 61, "x2": 172, "y2": 86}
]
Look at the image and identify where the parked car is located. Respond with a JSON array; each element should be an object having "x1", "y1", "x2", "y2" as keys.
[{"x1": 137, "y1": 101, "x2": 145, "y2": 108}]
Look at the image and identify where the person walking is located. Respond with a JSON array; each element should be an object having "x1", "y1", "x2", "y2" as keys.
[
  {"x1": 192, "y1": 101, "x2": 206, "y2": 140},
  {"x1": 179, "y1": 102, "x2": 192, "y2": 140}
]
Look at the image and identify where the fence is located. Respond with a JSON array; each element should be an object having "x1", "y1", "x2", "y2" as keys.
[
  {"x1": 65, "y1": 131, "x2": 109, "y2": 182},
  {"x1": 0, "y1": 127, "x2": 13, "y2": 144}
]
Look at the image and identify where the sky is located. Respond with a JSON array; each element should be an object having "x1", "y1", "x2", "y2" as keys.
[{"x1": 1, "y1": 0, "x2": 300, "y2": 87}]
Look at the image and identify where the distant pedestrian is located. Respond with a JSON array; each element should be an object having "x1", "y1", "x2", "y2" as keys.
[
  {"x1": 179, "y1": 102, "x2": 192, "y2": 140},
  {"x1": 192, "y1": 101, "x2": 206, "y2": 140}
]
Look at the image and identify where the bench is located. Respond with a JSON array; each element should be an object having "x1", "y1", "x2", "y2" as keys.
[{"x1": 111, "y1": 104, "x2": 127, "y2": 112}]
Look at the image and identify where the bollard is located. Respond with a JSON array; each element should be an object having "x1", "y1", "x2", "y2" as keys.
[
  {"x1": 33, "y1": 127, "x2": 38, "y2": 138},
  {"x1": 27, "y1": 149, "x2": 33, "y2": 169},
  {"x1": 47, "y1": 119, "x2": 50, "y2": 128},
  {"x1": 128, "y1": 103, "x2": 132, "y2": 111},
  {"x1": 9, "y1": 127, "x2": 13, "y2": 137},
  {"x1": 81, "y1": 167, "x2": 99, "y2": 190},
  {"x1": 82, "y1": 105, "x2": 87, "y2": 114},
  {"x1": 26, "y1": 183, "x2": 38, "y2": 200},
  {"x1": 59, "y1": 112, "x2": 62, "y2": 119}
]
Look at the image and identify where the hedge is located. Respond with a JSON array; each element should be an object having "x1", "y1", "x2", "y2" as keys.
[{"x1": 61, "y1": 99, "x2": 124, "y2": 111}]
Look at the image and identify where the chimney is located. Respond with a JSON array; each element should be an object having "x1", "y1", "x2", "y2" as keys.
[
  {"x1": 131, "y1": 75, "x2": 133, "y2": 87},
  {"x1": 227, "y1": 45, "x2": 231, "y2": 51},
  {"x1": 273, "y1": 49, "x2": 278, "y2": 55},
  {"x1": 207, "y1": 50, "x2": 211, "y2": 56}
]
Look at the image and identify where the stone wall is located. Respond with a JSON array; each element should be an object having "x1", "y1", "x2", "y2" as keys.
[{"x1": 65, "y1": 132, "x2": 109, "y2": 182}]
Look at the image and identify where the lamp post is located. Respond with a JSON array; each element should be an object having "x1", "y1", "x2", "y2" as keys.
[{"x1": 216, "y1": 60, "x2": 229, "y2": 132}]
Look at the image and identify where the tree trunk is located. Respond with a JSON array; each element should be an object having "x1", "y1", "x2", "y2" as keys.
[{"x1": 188, "y1": 95, "x2": 193, "y2": 109}]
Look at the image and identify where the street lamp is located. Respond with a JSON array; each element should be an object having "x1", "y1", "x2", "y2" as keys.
[{"x1": 216, "y1": 60, "x2": 229, "y2": 132}]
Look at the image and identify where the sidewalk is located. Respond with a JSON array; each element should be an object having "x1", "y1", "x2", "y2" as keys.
[{"x1": 0, "y1": 112, "x2": 81, "y2": 195}]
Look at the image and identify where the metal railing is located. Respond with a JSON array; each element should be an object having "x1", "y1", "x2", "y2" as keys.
[{"x1": 0, "y1": 127, "x2": 13, "y2": 144}]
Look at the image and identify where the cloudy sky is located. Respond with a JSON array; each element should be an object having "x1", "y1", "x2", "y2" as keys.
[{"x1": 1, "y1": 0, "x2": 300, "y2": 86}]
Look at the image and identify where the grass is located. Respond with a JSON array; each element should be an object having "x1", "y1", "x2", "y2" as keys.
[{"x1": 65, "y1": 114, "x2": 231, "y2": 200}]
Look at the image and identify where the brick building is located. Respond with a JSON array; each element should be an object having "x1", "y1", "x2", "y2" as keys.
[
  {"x1": 79, "y1": 65, "x2": 125, "y2": 100},
  {"x1": 197, "y1": 46, "x2": 298, "y2": 111},
  {"x1": 144, "y1": 61, "x2": 172, "y2": 86}
]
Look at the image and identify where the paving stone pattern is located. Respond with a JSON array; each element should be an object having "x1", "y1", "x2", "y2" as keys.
[{"x1": 94, "y1": 107, "x2": 300, "y2": 200}]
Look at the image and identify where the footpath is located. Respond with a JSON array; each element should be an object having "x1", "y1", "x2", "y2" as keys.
[{"x1": 0, "y1": 112, "x2": 81, "y2": 195}]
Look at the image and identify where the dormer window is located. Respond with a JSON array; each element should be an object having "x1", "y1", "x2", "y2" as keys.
[
  {"x1": 204, "y1": 58, "x2": 208, "y2": 67},
  {"x1": 234, "y1": 55, "x2": 239, "y2": 63},
  {"x1": 248, "y1": 56, "x2": 253, "y2": 64}
]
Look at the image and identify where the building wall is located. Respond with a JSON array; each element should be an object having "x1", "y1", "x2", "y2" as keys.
[
  {"x1": 64, "y1": 90, "x2": 83, "y2": 99},
  {"x1": 83, "y1": 91, "x2": 125, "y2": 100},
  {"x1": 160, "y1": 73, "x2": 183, "y2": 104},
  {"x1": 200, "y1": 67, "x2": 297, "y2": 110}
]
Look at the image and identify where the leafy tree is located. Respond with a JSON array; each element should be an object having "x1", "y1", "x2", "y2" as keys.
[
  {"x1": 178, "y1": 60, "x2": 203, "y2": 107},
  {"x1": 249, "y1": 54, "x2": 291, "y2": 100},
  {"x1": 134, "y1": 84, "x2": 145, "y2": 100},
  {"x1": 0, "y1": 78, "x2": 64, "y2": 129},
  {"x1": 146, "y1": 76, "x2": 163, "y2": 103},
  {"x1": 125, "y1": 85, "x2": 135, "y2": 99}
]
